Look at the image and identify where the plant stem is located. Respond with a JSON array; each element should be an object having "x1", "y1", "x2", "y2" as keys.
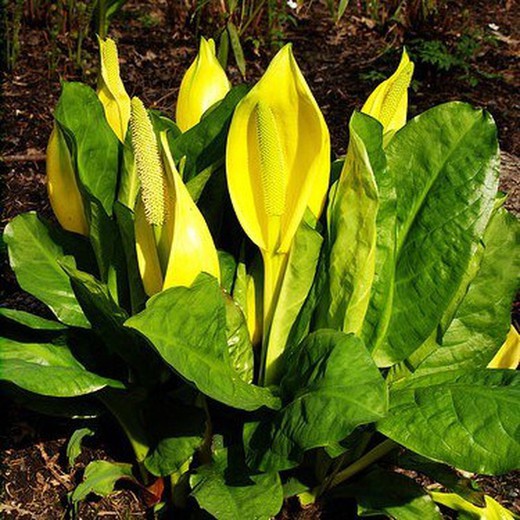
[
  {"x1": 329, "y1": 439, "x2": 397, "y2": 489},
  {"x1": 259, "y1": 248, "x2": 288, "y2": 386}
]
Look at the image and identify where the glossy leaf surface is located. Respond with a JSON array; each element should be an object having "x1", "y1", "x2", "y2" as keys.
[
  {"x1": 126, "y1": 275, "x2": 279, "y2": 411},
  {"x1": 4, "y1": 213, "x2": 90, "y2": 328},
  {"x1": 374, "y1": 103, "x2": 499, "y2": 365},
  {"x1": 190, "y1": 447, "x2": 283, "y2": 520},
  {"x1": 378, "y1": 369, "x2": 520, "y2": 474},
  {"x1": 0, "y1": 338, "x2": 124, "y2": 397},
  {"x1": 245, "y1": 331, "x2": 387, "y2": 471}
]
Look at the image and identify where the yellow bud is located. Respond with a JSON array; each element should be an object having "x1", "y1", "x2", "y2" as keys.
[
  {"x1": 46, "y1": 124, "x2": 89, "y2": 236},
  {"x1": 130, "y1": 97, "x2": 168, "y2": 227},
  {"x1": 97, "y1": 37, "x2": 131, "y2": 142},
  {"x1": 362, "y1": 49, "x2": 414, "y2": 136},
  {"x1": 176, "y1": 37, "x2": 231, "y2": 132}
]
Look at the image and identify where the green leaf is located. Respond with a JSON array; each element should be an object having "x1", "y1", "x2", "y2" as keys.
[
  {"x1": 430, "y1": 492, "x2": 519, "y2": 520},
  {"x1": 4, "y1": 213, "x2": 90, "y2": 328},
  {"x1": 0, "y1": 308, "x2": 67, "y2": 331},
  {"x1": 227, "y1": 22, "x2": 246, "y2": 78},
  {"x1": 337, "y1": 467, "x2": 442, "y2": 519},
  {"x1": 225, "y1": 294, "x2": 254, "y2": 384},
  {"x1": 267, "y1": 212, "x2": 323, "y2": 383},
  {"x1": 417, "y1": 208, "x2": 520, "y2": 373},
  {"x1": 373, "y1": 102, "x2": 499, "y2": 366},
  {"x1": 3, "y1": 385, "x2": 102, "y2": 419},
  {"x1": 71, "y1": 460, "x2": 135, "y2": 503},
  {"x1": 377, "y1": 369, "x2": 520, "y2": 474},
  {"x1": 245, "y1": 331, "x2": 387, "y2": 472},
  {"x1": 62, "y1": 264, "x2": 157, "y2": 381},
  {"x1": 317, "y1": 111, "x2": 384, "y2": 335},
  {"x1": 393, "y1": 452, "x2": 485, "y2": 507},
  {"x1": 125, "y1": 274, "x2": 280, "y2": 411},
  {"x1": 55, "y1": 82, "x2": 120, "y2": 216},
  {"x1": 217, "y1": 28, "x2": 230, "y2": 68},
  {"x1": 219, "y1": 250, "x2": 237, "y2": 294},
  {"x1": 144, "y1": 394, "x2": 205, "y2": 477},
  {"x1": 0, "y1": 338, "x2": 124, "y2": 397},
  {"x1": 67, "y1": 427, "x2": 95, "y2": 468},
  {"x1": 171, "y1": 85, "x2": 249, "y2": 181},
  {"x1": 114, "y1": 202, "x2": 147, "y2": 314},
  {"x1": 87, "y1": 197, "x2": 128, "y2": 305},
  {"x1": 190, "y1": 447, "x2": 283, "y2": 520}
]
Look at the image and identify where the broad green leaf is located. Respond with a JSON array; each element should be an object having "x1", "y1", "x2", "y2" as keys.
[
  {"x1": 316, "y1": 112, "x2": 384, "y2": 335},
  {"x1": 190, "y1": 447, "x2": 283, "y2": 520},
  {"x1": 417, "y1": 209, "x2": 520, "y2": 373},
  {"x1": 125, "y1": 274, "x2": 280, "y2": 411},
  {"x1": 0, "y1": 338, "x2": 124, "y2": 397},
  {"x1": 71, "y1": 460, "x2": 135, "y2": 503},
  {"x1": 245, "y1": 331, "x2": 387, "y2": 472},
  {"x1": 144, "y1": 394, "x2": 205, "y2": 477},
  {"x1": 0, "y1": 308, "x2": 67, "y2": 331},
  {"x1": 4, "y1": 213, "x2": 90, "y2": 328},
  {"x1": 393, "y1": 452, "x2": 485, "y2": 506},
  {"x1": 266, "y1": 212, "x2": 323, "y2": 382},
  {"x1": 373, "y1": 102, "x2": 499, "y2": 366},
  {"x1": 377, "y1": 369, "x2": 520, "y2": 474},
  {"x1": 55, "y1": 82, "x2": 120, "y2": 216},
  {"x1": 338, "y1": 467, "x2": 441, "y2": 519},
  {"x1": 225, "y1": 294, "x2": 254, "y2": 384},
  {"x1": 67, "y1": 427, "x2": 94, "y2": 468},
  {"x1": 62, "y1": 263, "x2": 157, "y2": 381},
  {"x1": 430, "y1": 492, "x2": 519, "y2": 520},
  {"x1": 171, "y1": 85, "x2": 249, "y2": 181},
  {"x1": 3, "y1": 385, "x2": 102, "y2": 419}
]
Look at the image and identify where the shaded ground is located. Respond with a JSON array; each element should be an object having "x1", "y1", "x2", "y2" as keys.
[{"x1": 1, "y1": 0, "x2": 519, "y2": 517}]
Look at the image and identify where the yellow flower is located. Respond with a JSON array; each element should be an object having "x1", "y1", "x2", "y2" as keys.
[
  {"x1": 131, "y1": 97, "x2": 220, "y2": 296},
  {"x1": 176, "y1": 37, "x2": 231, "y2": 132},
  {"x1": 226, "y1": 43, "x2": 330, "y2": 255},
  {"x1": 97, "y1": 37, "x2": 131, "y2": 142},
  {"x1": 226, "y1": 44, "x2": 330, "y2": 384},
  {"x1": 46, "y1": 124, "x2": 89, "y2": 236},
  {"x1": 488, "y1": 326, "x2": 520, "y2": 369},
  {"x1": 362, "y1": 49, "x2": 414, "y2": 137}
]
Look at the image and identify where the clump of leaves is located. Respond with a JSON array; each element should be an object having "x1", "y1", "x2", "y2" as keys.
[{"x1": 1, "y1": 37, "x2": 519, "y2": 520}]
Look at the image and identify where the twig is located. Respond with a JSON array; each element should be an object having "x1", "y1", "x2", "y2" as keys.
[{"x1": 1, "y1": 153, "x2": 46, "y2": 163}]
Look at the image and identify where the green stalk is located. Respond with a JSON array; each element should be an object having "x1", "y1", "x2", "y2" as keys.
[{"x1": 328, "y1": 439, "x2": 397, "y2": 490}]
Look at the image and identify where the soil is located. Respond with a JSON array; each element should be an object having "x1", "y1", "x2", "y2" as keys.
[{"x1": 1, "y1": 0, "x2": 519, "y2": 518}]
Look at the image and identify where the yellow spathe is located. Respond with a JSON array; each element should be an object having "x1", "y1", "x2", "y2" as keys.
[
  {"x1": 160, "y1": 133, "x2": 220, "y2": 289},
  {"x1": 176, "y1": 37, "x2": 231, "y2": 132},
  {"x1": 130, "y1": 96, "x2": 220, "y2": 295},
  {"x1": 488, "y1": 326, "x2": 520, "y2": 369},
  {"x1": 46, "y1": 125, "x2": 89, "y2": 236},
  {"x1": 226, "y1": 43, "x2": 330, "y2": 255},
  {"x1": 362, "y1": 49, "x2": 414, "y2": 136},
  {"x1": 97, "y1": 37, "x2": 131, "y2": 142}
]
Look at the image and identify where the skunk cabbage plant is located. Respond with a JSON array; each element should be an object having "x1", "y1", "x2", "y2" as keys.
[{"x1": 1, "y1": 37, "x2": 519, "y2": 520}]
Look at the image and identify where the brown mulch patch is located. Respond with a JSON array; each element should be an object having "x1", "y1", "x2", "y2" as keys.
[{"x1": 1, "y1": 0, "x2": 519, "y2": 517}]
